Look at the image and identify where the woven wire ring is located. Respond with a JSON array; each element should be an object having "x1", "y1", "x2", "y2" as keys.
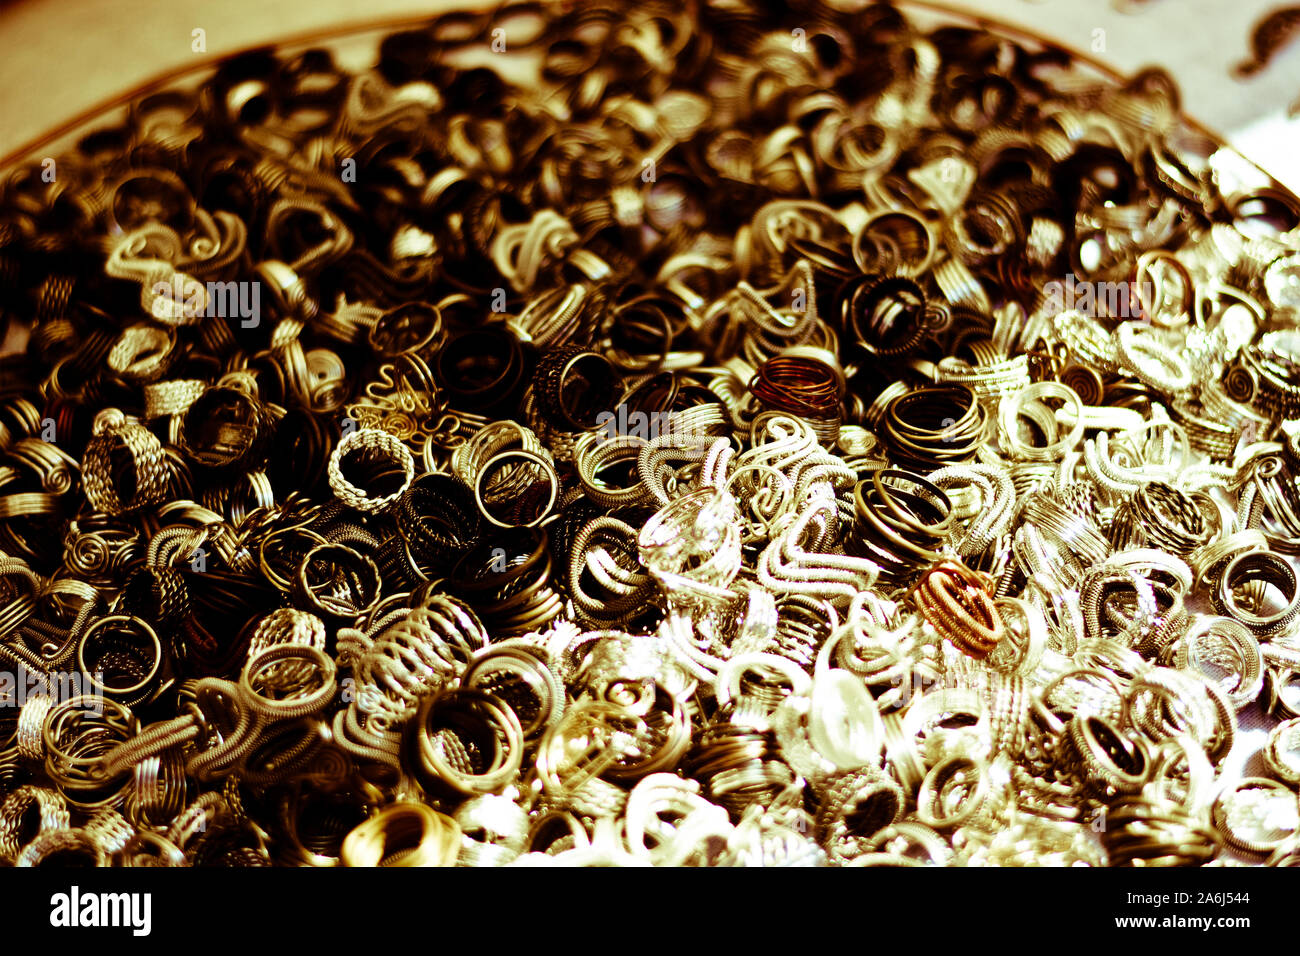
[{"x1": 328, "y1": 426, "x2": 416, "y2": 514}]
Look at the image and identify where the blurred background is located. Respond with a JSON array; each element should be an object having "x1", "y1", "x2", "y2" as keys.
[{"x1": 1, "y1": 0, "x2": 1299, "y2": 190}]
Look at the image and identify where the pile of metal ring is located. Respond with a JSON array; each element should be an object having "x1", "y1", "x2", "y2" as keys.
[{"x1": 1, "y1": 0, "x2": 1300, "y2": 867}]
